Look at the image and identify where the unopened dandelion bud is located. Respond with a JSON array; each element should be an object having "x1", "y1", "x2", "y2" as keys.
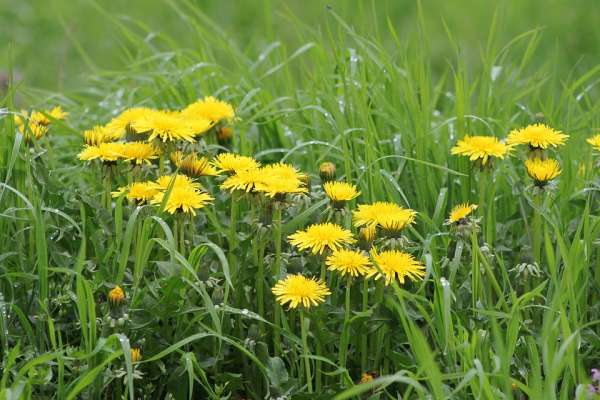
[
  {"x1": 216, "y1": 127, "x2": 233, "y2": 146},
  {"x1": 319, "y1": 162, "x2": 336, "y2": 182},
  {"x1": 130, "y1": 347, "x2": 142, "y2": 363},
  {"x1": 108, "y1": 286, "x2": 125, "y2": 306}
]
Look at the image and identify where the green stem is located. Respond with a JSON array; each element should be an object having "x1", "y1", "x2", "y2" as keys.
[
  {"x1": 360, "y1": 278, "x2": 369, "y2": 372},
  {"x1": 339, "y1": 276, "x2": 352, "y2": 381},
  {"x1": 532, "y1": 192, "x2": 543, "y2": 266},
  {"x1": 300, "y1": 309, "x2": 313, "y2": 393},
  {"x1": 229, "y1": 192, "x2": 239, "y2": 289},
  {"x1": 273, "y1": 202, "x2": 283, "y2": 355},
  {"x1": 471, "y1": 228, "x2": 481, "y2": 309}
]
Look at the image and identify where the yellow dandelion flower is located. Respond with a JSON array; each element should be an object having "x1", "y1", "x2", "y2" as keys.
[
  {"x1": 132, "y1": 111, "x2": 205, "y2": 142},
  {"x1": 111, "y1": 186, "x2": 129, "y2": 198},
  {"x1": 183, "y1": 96, "x2": 235, "y2": 123},
  {"x1": 507, "y1": 124, "x2": 568, "y2": 149},
  {"x1": 151, "y1": 186, "x2": 213, "y2": 215},
  {"x1": 83, "y1": 125, "x2": 125, "y2": 145},
  {"x1": 117, "y1": 142, "x2": 160, "y2": 165},
  {"x1": 78, "y1": 142, "x2": 125, "y2": 162},
  {"x1": 220, "y1": 168, "x2": 264, "y2": 192},
  {"x1": 446, "y1": 203, "x2": 478, "y2": 224},
  {"x1": 130, "y1": 347, "x2": 142, "y2": 363},
  {"x1": 525, "y1": 158, "x2": 561, "y2": 186},
  {"x1": 27, "y1": 123, "x2": 49, "y2": 140},
  {"x1": 117, "y1": 182, "x2": 160, "y2": 204},
  {"x1": 106, "y1": 107, "x2": 157, "y2": 134},
  {"x1": 368, "y1": 249, "x2": 425, "y2": 286},
  {"x1": 170, "y1": 151, "x2": 218, "y2": 177},
  {"x1": 254, "y1": 162, "x2": 308, "y2": 198},
  {"x1": 359, "y1": 225, "x2": 377, "y2": 244},
  {"x1": 326, "y1": 249, "x2": 371, "y2": 277},
  {"x1": 451, "y1": 135, "x2": 511, "y2": 165},
  {"x1": 213, "y1": 153, "x2": 260, "y2": 174},
  {"x1": 108, "y1": 286, "x2": 125, "y2": 305},
  {"x1": 47, "y1": 106, "x2": 68, "y2": 120},
  {"x1": 154, "y1": 174, "x2": 202, "y2": 191},
  {"x1": 323, "y1": 181, "x2": 360, "y2": 208},
  {"x1": 353, "y1": 202, "x2": 416, "y2": 230},
  {"x1": 360, "y1": 373, "x2": 374, "y2": 384},
  {"x1": 272, "y1": 274, "x2": 331, "y2": 309},
  {"x1": 288, "y1": 223, "x2": 356, "y2": 254},
  {"x1": 587, "y1": 134, "x2": 600, "y2": 151}
]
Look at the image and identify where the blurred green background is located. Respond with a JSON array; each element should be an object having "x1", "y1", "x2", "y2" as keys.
[{"x1": 1, "y1": 0, "x2": 599, "y2": 91}]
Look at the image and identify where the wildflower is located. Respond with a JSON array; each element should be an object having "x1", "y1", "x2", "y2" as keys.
[
  {"x1": 323, "y1": 181, "x2": 360, "y2": 209},
  {"x1": 525, "y1": 158, "x2": 561, "y2": 186},
  {"x1": 113, "y1": 182, "x2": 160, "y2": 204},
  {"x1": 47, "y1": 106, "x2": 68, "y2": 120},
  {"x1": 151, "y1": 186, "x2": 213, "y2": 215},
  {"x1": 368, "y1": 249, "x2": 425, "y2": 286},
  {"x1": 587, "y1": 134, "x2": 600, "y2": 151},
  {"x1": 154, "y1": 174, "x2": 202, "y2": 191},
  {"x1": 288, "y1": 223, "x2": 356, "y2": 255},
  {"x1": 182, "y1": 96, "x2": 235, "y2": 124},
  {"x1": 118, "y1": 142, "x2": 160, "y2": 165},
  {"x1": 272, "y1": 274, "x2": 331, "y2": 309},
  {"x1": 254, "y1": 163, "x2": 308, "y2": 199},
  {"x1": 15, "y1": 111, "x2": 49, "y2": 140},
  {"x1": 507, "y1": 124, "x2": 568, "y2": 149},
  {"x1": 446, "y1": 203, "x2": 478, "y2": 225},
  {"x1": 319, "y1": 162, "x2": 336, "y2": 182},
  {"x1": 213, "y1": 153, "x2": 260, "y2": 174},
  {"x1": 451, "y1": 135, "x2": 511, "y2": 166},
  {"x1": 360, "y1": 373, "x2": 374, "y2": 384},
  {"x1": 170, "y1": 151, "x2": 218, "y2": 177},
  {"x1": 83, "y1": 125, "x2": 124, "y2": 145},
  {"x1": 353, "y1": 202, "x2": 416, "y2": 231},
  {"x1": 216, "y1": 126, "x2": 233, "y2": 145},
  {"x1": 130, "y1": 347, "x2": 142, "y2": 363},
  {"x1": 359, "y1": 225, "x2": 377, "y2": 247},
  {"x1": 108, "y1": 286, "x2": 125, "y2": 305},
  {"x1": 106, "y1": 107, "x2": 157, "y2": 134},
  {"x1": 220, "y1": 168, "x2": 263, "y2": 192},
  {"x1": 78, "y1": 142, "x2": 125, "y2": 163},
  {"x1": 326, "y1": 249, "x2": 371, "y2": 277},
  {"x1": 132, "y1": 111, "x2": 212, "y2": 142}
]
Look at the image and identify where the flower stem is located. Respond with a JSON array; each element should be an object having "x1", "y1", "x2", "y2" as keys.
[
  {"x1": 471, "y1": 228, "x2": 481, "y2": 309},
  {"x1": 360, "y1": 278, "x2": 369, "y2": 371},
  {"x1": 339, "y1": 276, "x2": 352, "y2": 381},
  {"x1": 532, "y1": 192, "x2": 543, "y2": 266},
  {"x1": 272, "y1": 202, "x2": 283, "y2": 355},
  {"x1": 300, "y1": 309, "x2": 313, "y2": 393}
]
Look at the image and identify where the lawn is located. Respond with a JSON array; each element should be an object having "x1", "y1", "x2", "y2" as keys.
[{"x1": 1, "y1": 0, "x2": 600, "y2": 399}]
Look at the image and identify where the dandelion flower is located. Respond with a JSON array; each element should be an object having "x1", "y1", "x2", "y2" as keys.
[
  {"x1": 213, "y1": 153, "x2": 260, "y2": 173},
  {"x1": 353, "y1": 202, "x2": 416, "y2": 231},
  {"x1": 272, "y1": 274, "x2": 331, "y2": 309},
  {"x1": 78, "y1": 142, "x2": 125, "y2": 162},
  {"x1": 451, "y1": 135, "x2": 511, "y2": 165},
  {"x1": 132, "y1": 111, "x2": 207, "y2": 142},
  {"x1": 289, "y1": 223, "x2": 356, "y2": 254},
  {"x1": 254, "y1": 162, "x2": 308, "y2": 199},
  {"x1": 368, "y1": 249, "x2": 425, "y2": 286},
  {"x1": 323, "y1": 181, "x2": 360, "y2": 208},
  {"x1": 117, "y1": 142, "x2": 160, "y2": 165},
  {"x1": 507, "y1": 124, "x2": 568, "y2": 149},
  {"x1": 151, "y1": 186, "x2": 213, "y2": 215},
  {"x1": 326, "y1": 249, "x2": 371, "y2": 277},
  {"x1": 83, "y1": 125, "x2": 125, "y2": 145},
  {"x1": 115, "y1": 182, "x2": 160, "y2": 204},
  {"x1": 360, "y1": 373, "x2": 374, "y2": 384},
  {"x1": 183, "y1": 96, "x2": 235, "y2": 123},
  {"x1": 154, "y1": 174, "x2": 202, "y2": 191},
  {"x1": 130, "y1": 347, "x2": 142, "y2": 363},
  {"x1": 587, "y1": 134, "x2": 600, "y2": 151},
  {"x1": 446, "y1": 203, "x2": 478, "y2": 225},
  {"x1": 220, "y1": 168, "x2": 264, "y2": 192},
  {"x1": 170, "y1": 151, "x2": 218, "y2": 176},
  {"x1": 359, "y1": 225, "x2": 377, "y2": 244},
  {"x1": 216, "y1": 126, "x2": 233, "y2": 145},
  {"x1": 47, "y1": 106, "x2": 68, "y2": 120},
  {"x1": 525, "y1": 158, "x2": 561, "y2": 186},
  {"x1": 108, "y1": 286, "x2": 125, "y2": 305},
  {"x1": 319, "y1": 162, "x2": 336, "y2": 182},
  {"x1": 106, "y1": 107, "x2": 157, "y2": 134}
]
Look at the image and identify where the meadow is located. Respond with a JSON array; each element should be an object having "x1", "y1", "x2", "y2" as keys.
[{"x1": 1, "y1": 0, "x2": 600, "y2": 399}]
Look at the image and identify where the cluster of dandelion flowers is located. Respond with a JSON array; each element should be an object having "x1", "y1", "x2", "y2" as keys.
[
  {"x1": 507, "y1": 124, "x2": 568, "y2": 150},
  {"x1": 132, "y1": 111, "x2": 212, "y2": 143},
  {"x1": 289, "y1": 223, "x2": 355, "y2": 255},
  {"x1": 254, "y1": 163, "x2": 308, "y2": 199},
  {"x1": 446, "y1": 203, "x2": 478, "y2": 225},
  {"x1": 368, "y1": 249, "x2": 426, "y2": 286},
  {"x1": 353, "y1": 202, "x2": 417, "y2": 233},
  {"x1": 451, "y1": 135, "x2": 511, "y2": 166},
  {"x1": 182, "y1": 96, "x2": 235, "y2": 124},
  {"x1": 213, "y1": 153, "x2": 260, "y2": 174},
  {"x1": 323, "y1": 181, "x2": 360, "y2": 209},
  {"x1": 587, "y1": 134, "x2": 600, "y2": 152},
  {"x1": 326, "y1": 249, "x2": 371, "y2": 277},
  {"x1": 525, "y1": 158, "x2": 561, "y2": 187},
  {"x1": 170, "y1": 151, "x2": 218, "y2": 177},
  {"x1": 151, "y1": 185, "x2": 213, "y2": 216},
  {"x1": 272, "y1": 274, "x2": 331, "y2": 309}
]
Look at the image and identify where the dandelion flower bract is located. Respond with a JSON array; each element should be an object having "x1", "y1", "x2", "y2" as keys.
[
  {"x1": 323, "y1": 181, "x2": 360, "y2": 207},
  {"x1": 183, "y1": 96, "x2": 235, "y2": 123},
  {"x1": 213, "y1": 153, "x2": 260, "y2": 173},
  {"x1": 353, "y1": 202, "x2": 416, "y2": 230},
  {"x1": 288, "y1": 222, "x2": 356, "y2": 254},
  {"x1": 451, "y1": 135, "x2": 511, "y2": 165},
  {"x1": 587, "y1": 134, "x2": 600, "y2": 151},
  {"x1": 326, "y1": 249, "x2": 371, "y2": 277},
  {"x1": 368, "y1": 249, "x2": 426, "y2": 286},
  {"x1": 525, "y1": 158, "x2": 561, "y2": 185},
  {"x1": 272, "y1": 274, "x2": 331, "y2": 309},
  {"x1": 446, "y1": 203, "x2": 478, "y2": 224},
  {"x1": 151, "y1": 186, "x2": 213, "y2": 215},
  {"x1": 507, "y1": 124, "x2": 568, "y2": 149}
]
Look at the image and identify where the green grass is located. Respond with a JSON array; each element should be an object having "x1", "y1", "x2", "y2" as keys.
[{"x1": 2, "y1": 0, "x2": 600, "y2": 398}]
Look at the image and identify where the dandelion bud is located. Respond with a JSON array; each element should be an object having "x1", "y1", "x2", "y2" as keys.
[
  {"x1": 212, "y1": 286, "x2": 224, "y2": 304},
  {"x1": 108, "y1": 286, "x2": 125, "y2": 306},
  {"x1": 319, "y1": 162, "x2": 336, "y2": 183},
  {"x1": 216, "y1": 127, "x2": 233, "y2": 146},
  {"x1": 360, "y1": 372, "x2": 374, "y2": 384},
  {"x1": 130, "y1": 347, "x2": 142, "y2": 363},
  {"x1": 359, "y1": 225, "x2": 376, "y2": 249}
]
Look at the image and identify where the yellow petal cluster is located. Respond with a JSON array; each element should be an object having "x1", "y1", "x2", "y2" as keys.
[
  {"x1": 451, "y1": 135, "x2": 511, "y2": 164},
  {"x1": 272, "y1": 274, "x2": 331, "y2": 309}
]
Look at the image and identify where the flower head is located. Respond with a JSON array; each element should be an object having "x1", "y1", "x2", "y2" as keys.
[
  {"x1": 326, "y1": 249, "x2": 371, "y2": 277},
  {"x1": 78, "y1": 142, "x2": 125, "y2": 162},
  {"x1": 183, "y1": 96, "x2": 235, "y2": 124},
  {"x1": 151, "y1": 186, "x2": 213, "y2": 215},
  {"x1": 368, "y1": 249, "x2": 426, "y2": 286},
  {"x1": 272, "y1": 274, "x2": 331, "y2": 309},
  {"x1": 108, "y1": 286, "x2": 125, "y2": 305},
  {"x1": 319, "y1": 162, "x2": 337, "y2": 182},
  {"x1": 353, "y1": 202, "x2": 416, "y2": 231},
  {"x1": 507, "y1": 124, "x2": 568, "y2": 149},
  {"x1": 216, "y1": 127, "x2": 233, "y2": 145},
  {"x1": 83, "y1": 125, "x2": 124, "y2": 145},
  {"x1": 130, "y1": 347, "x2": 142, "y2": 363},
  {"x1": 213, "y1": 153, "x2": 260, "y2": 174},
  {"x1": 170, "y1": 151, "x2": 218, "y2": 177},
  {"x1": 106, "y1": 107, "x2": 157, "y2": 134},
  {"x1": 323, "y1": 181, "x2": 360, "y2": 208},
  {"x1": 446, "y1": 203, "x2": 478, "y2": 225},
  {"x1": 220, "y1": 168, "x2": 263, "y2": 193},
  {"x1": 451, "y1": 135, "x2": 511, "y2": 165},
  {"x1": 48, "y1": 106, "x2": 68, "y2": 120},
  {"x1": 587, "y1": 134, "x2": 600, "y2": 151},
  {"x1": 525, "y1": 158, "x2": 561, "y2": 186},
  {"x1": 154, "y1": 174, "x2": 202, "y2": 191},
  {"x1": 118, "y1": 142, "x2": 161, "y2": 165},
  {"x1": 132, "y1": 111, "x2": 212, "y2": 142},
  {"x1": 288, "y1": 223, "x2": 356, "y2": 254},
  {"x1": 360, "y1": 373, "x2": 374, "y2": 384},
  {"x1": 113, "y1": 182, "x2": 160, "y2": 204},
  {"x1": 254, "y1": 162, "x2": 308, "y2": 199}
]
